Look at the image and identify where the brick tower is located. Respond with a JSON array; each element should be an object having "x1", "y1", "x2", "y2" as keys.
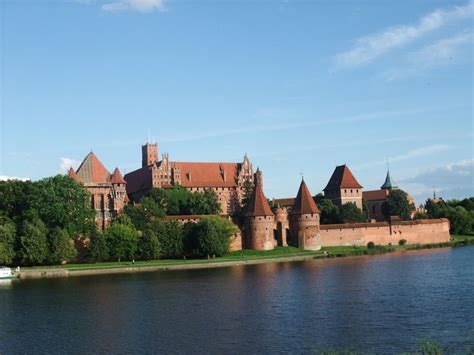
[
  {"x1": 289, "y1": 179, "x2": 321, "y2": 251},
  {"x1": 142, "y1": 142, "x2": 158, "y2": 168},
  {"x1": 243, "y1": 169, "x2": 275, "y2": 250}
]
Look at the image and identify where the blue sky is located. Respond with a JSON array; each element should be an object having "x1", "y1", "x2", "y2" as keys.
[{"x1": 1, "y1": 0, "x2": 473, "y2": 204}]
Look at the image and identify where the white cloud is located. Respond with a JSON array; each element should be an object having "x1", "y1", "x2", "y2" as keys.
[
  {"x1": 0, "y1": 176, "x2": 30, "y2": 182},
  {"x1": 59, "y1": 158, "x2": 80, "y2": 174},
  {"x1": 335, "y1": 0, "x2": 473, "y2": 69},
  {"x1": 102, "y1": 0, "x2": 166, "y2": 13}
]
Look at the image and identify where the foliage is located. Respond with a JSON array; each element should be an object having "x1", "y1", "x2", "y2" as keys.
[
  {"x1": 339, "y1": 202, "x2": 366, "y2": 223},
  {"x1": 48, "y1": 227, "x2": 77, "y2": 264},
  {"x1": 105, "y1": 221, "x2": 138, "y2": 262},
  {"x1": 193, "y1": 216, "x2": 235, "y2": 257},
  {"x1": 88, "y1": 230, "x2": 109, "y2": 262},
  {"x1": 157, "y1": 220, "x2": 184, "y2": 258},
  {"x1": 399, "y1": 239, "x2": 407, "y2": 246},
  {"x1": 18, "y1": 218, "x2": 49, "y2": 265},
  {"x1": 317, "y1": 198, "x2": 341, "y2": 224},
  {"x1": 0, "y1": 218, "x2": 16, "y2": 265},
  {"x1": 367, "y1": 241, "x2": 375, "y2": 249},
  {"x1": 139, "y1": 223, "x2": 161, "y2": 260},
  {"x1": 381, "y1": 189, "x2": 415, "y2": 221},
  {"x1": 241, "y1": 179, "x2": 254, "y2": 209},
  {"x1": 425, "y1": 197, "x2": 474, "y2": 235}
]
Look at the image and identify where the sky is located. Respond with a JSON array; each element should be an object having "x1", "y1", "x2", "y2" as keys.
[{"x1": 1, "y1": 0, "x2": 473, "y2": 204}]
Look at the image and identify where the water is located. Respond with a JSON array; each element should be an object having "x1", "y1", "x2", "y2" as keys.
[{"x1": 1, "y1": 246, "x2": 473, "y2": 354}]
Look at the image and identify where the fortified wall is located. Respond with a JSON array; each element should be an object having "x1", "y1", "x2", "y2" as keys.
[{"x1": 319, "y1": 218, "x2": 450, "y2": 247}]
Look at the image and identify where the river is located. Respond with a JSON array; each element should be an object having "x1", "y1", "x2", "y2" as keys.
[{"x1": 1, "y1": 246, "x2": 473, "y2": 354}]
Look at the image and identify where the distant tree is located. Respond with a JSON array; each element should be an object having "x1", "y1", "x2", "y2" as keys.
[
  {"x1": 317, "y1": 198, "x2": 340, "y2": 224},
  {"x1": 241, "y1": 179, "x2": 254, "y2": 209},
  {"x1": 0, "y1": 218, "x2": 16, "y2": 265},
  {"x1": 189, "y1": 189, "x2": 221, "y2": 215},
  {"x1": 88, "y1": 230, "x2": 109, "y2": 262},
  {"x1": 339, "y1": 202, "x2": 366, "y2": 223},
  {"x1": 425, "y1": 198, "x2": 474, "y2": 235},
  {"x1": 194, "y1": 216, "x2": 235, "y2": 258},
  {"x1": 139, "y1": 223, "x2": 161, "y2": 260},
  {"x1": 105, "y1": 222, "x2": 138, "y2": 262},
  {"x1": 382, "y1": 189, "x2": 415, "y2": 221},
  {"x1": 19, "y1": 218, "x2": 49, "y2": 265},
  {"x1": 48, "y1": 227, "x2": 77, "y2": 264},
  {"x1": 164, "y1": 185, "x2": 193, "y2": 215},
  {"x1": 446, "y1": 206, "x2": 472, "y2": 235},
  {"x1": 158, "y1": 220, "x2": 184, "y2": 258}
]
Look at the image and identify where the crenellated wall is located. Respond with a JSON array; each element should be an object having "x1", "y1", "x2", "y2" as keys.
[{"x1": 319, "y1": 218, "x2": 450, "y2": 247}]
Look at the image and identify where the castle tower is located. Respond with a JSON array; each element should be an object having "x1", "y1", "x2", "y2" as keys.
[
  {"x1": 110, "y1": 167, "x2": 127, "y2": 216},
  {"x1": 323, "y1": 164, "x2": 363, "y2": 209},
  {"x1": 273, "y1": 206, "x2": 289, "y2": 247},
  {"x1": 142, "y1": 143, "x2": 158, "y2": 168},
  {"x1": 243, "y1": 169, "x2": 275, "y2": 250},
  {"x1": 289, "y1": 179, "x2": 321, "y2": 251}
]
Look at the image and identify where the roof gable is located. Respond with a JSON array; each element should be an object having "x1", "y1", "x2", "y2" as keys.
[
  {"x1": 324, "y1": 164, "x2": 363, "y2": 191},
  {"x1": 290, "y1": 180, "x2": 320, "y2": 215}
]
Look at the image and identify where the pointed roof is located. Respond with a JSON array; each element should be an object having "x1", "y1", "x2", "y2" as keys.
[
  {"x1": 110, "y1": 167, "x2": 126, "y2": 184},
  {"x1": 290, "y1": 179, "x2": 320, "y2": 215},
  {"x1": 244, "y1": 170, "x2": 273, "y2": 217},
  {"x1": 76, "y1": 152, "x2": 110, "y2": 183},
  {"x1": 381, "y1": 170, "x2": 398, "y2": 190},
  {"x1": 67, "y1": 167, "x2": 80, "y2": 182},
  {"x1": 324, "y1": 164, "x2": 363, "y2": 191}
]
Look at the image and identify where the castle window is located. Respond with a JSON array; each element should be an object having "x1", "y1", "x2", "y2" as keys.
[
  {"x1": 356, "y1": 189, "x2": 359, "y2": 193},
  {"x1": 351, "y1": 189, "x2": 353, "y2": 193},
  {"x1": 345, "y1": 189, "x2": 347, "y2": 193}
]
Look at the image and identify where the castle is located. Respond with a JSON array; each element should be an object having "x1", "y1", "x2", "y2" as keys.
[{"x1": 69, "y1": 143, "x2": 450, "y2": 250}]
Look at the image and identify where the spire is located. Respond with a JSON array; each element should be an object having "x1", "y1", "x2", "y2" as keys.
[
  {"x1": 76, "y1": 152, "x2": 110, "y2": 183},
  {"x1": 110, "y1": 167, "x2": 126, "y2": 184},
  {"x1": 244, "y1": 169, "x2": 273, "y2": 217},
  {"x1": 67, "y1": 167, "x2": 80, "y2": 182},
  {"x1": 290, "y1": 179, "x2": 320, "y2": 215},
  {"x1": 324, "y1": 164, "x2": 363, "y2": 191},
  {"x1": 381, "y1": 169, "x2": 398, "y2": 190}
]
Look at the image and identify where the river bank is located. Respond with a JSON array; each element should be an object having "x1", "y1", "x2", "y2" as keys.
[{"x1": 13, "y1": 234, "x2": 474, "y2": 280}]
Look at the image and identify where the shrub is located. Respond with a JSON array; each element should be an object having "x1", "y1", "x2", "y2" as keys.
[
  {"x1": 399, "y1": 239, "x2": 407, "y2": 246},
  {"x1": 367, "y1": 241, "x2": 375, "y2": 249}
]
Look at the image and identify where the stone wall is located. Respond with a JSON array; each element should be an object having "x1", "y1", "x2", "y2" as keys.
[{"x1": 319, "y1": 218, "x2": 450, "y2": 247}]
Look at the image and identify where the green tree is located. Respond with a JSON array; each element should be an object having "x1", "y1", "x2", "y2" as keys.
[
  {"x1": 194, "y1": 216, "x2": 235, "y2": 258},
  {"x1": 158, "y1": 220, "x2": 185, "y2": 258},
  {"x1": 189, "y1": 189, "x2": 221, "y2": 215},
  {"x1": 19, "y1": 218, "x2": 49, "y2": 265},
  {"x1": 0, "y1": 218, "x2": 16, "y2": 265},
  {"x1": 382, "y1": 189, "x2": 415, "y2": 220},
  {"x1": 241, "y1": 179, "x2": 254, "y2": 209},
  {"x1": 88, "y1": 230, "x2": 109, "y2": 262},
  {"x1": 49, "y1": 227, "x2": 77, "y2": 264},
  {"x1": 105, "y1": 222, "x2": 138, "y2": 262},
  {"x1": 317, "y1": 198, "x2": 340, "y2": 224},
  {"x1": 339, "y1": 202, "x2": 366, "y2": 223},
  {"x1": 446, "y1": 206, "x2": 472, "y2": 235},
  {"x1": 139, "y1": 223, "x2": 161, "y2": 260}
]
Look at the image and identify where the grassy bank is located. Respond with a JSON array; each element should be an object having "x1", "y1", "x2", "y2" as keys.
[{"x1": 16, "y1": 235, "x2": 474, "y2": 276}]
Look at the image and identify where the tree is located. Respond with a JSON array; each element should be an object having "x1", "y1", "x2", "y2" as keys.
[
  {"x1": 241, "y1": 179, "x2": 254, "y2": 209},
  {"x1": 19, "y1": 218, "x2": 49, "y2": 265},
  {"x1": 382, "y1": 189, "x2": 415, "y2": 221},
  {"x1": 317, "y1": 198, "x2": 340, "y2": 224},
  {"x1": 0, "y1": 218, "x2": 16, "y2": 265},
  {"x1": 49, "y1": 227, "x2": 77, "y2": 264},
  {"x1": 446, "y1": 206, "x2": 472, "y2": 235},
  {"x1": 339, "y1": 202, "x2": 366, "y2": 223},
  {"x1": 158, "y1": 220, "x2": 185, "y2": 258},
  {"x1": 189, "y1": 189, "x2": 221, "y2": 215},
  {"x1": 88, "y1": 230, "x2": 109, "y2": 262},
  {"x1": 105, "y1": 222, "x2": 138, "y2": 262},
  {"x1": 194, "y1": 216, "x2": 235, "y2": 258},
  {"x1": 139, "y1": 223, "x2": 161, "y2": 260}
]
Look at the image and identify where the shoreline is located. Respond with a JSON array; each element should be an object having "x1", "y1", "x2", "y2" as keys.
[{"x1": 14, "y1": 238, "x2": 473, "y2": 280}]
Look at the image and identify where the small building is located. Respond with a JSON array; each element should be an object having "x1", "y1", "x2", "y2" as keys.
[
  {"x1": 323, "y1": 164, "x2": 363, "y2": 209},
  {"x1": 68, "y1": 152, "x2": 127, "y2": 230}
]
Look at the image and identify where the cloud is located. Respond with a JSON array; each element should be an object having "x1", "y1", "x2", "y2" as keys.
[
  {"x1": 400, "y1": 159, "x2": 474, "y2": 201},
  {"x1": 102, "y1": 0, "x2": 166, "y2": 13},
  {"x1": 335, "y1": 0, "x2": 473, "y2": 69},
  {"x1": 59, "y1": 158, "x2": 80, "y2": 174},
  {"x1": 0, "y1": 176, "x2": 30, "y2": 182},
  {"x1": 357, "y1": 144, "x2": 451, "y2": 170}
]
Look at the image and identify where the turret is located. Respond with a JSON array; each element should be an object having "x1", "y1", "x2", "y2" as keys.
[
  {"x1": 273, "y1": 206, "x2": 289, "y2": 246},
  {"x1": 142, "y1": 142, "x2": 158, "y2": 167},
  {"x1": 243, "y1": 169, "x2": 275, "y2": 250},
  {"x1": 289, "y1": 179, "x2": 321, "y2": 251}
]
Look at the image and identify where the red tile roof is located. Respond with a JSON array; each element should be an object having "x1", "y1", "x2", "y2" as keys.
[
  {"x1": 173, "y1": 162, "x2": 240, "y2": 188},
  {"x1": 75, "y1": 152, "x2": 111, "y2": 183},
  {"x1": 244, "y1": 175, "x2": 273, "y2": 217},
  {"x1": 363, "y1": 189, "x2": 389, "y2": 201},
  {"x1": 324, "y1": 164, "x2": 363, "y2": 191},
  {"x1": 67, "y1": 167, "x2": 80, "y2": 183},
  {"x1": 273, "y1": 197, "x2": 295, "y2": 207},
  {"x1": 290, "y1": 180, "x2": 320, "y2": 215},
  {"x1": 110, "y1": 167, "x2": 126, "y2": 184}
]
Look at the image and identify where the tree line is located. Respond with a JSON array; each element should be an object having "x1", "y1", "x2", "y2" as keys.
[{"x1": 422, "y1": 197, "x2": 474, "y2": 235}]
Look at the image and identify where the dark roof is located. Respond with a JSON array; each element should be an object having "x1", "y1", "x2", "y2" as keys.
[
  {"x1": 244, "y1": 176, "x2": 273, "y2": 217},
  {"x1": 290, "y1": 180, "x2": 320, "y2": 215},
  {"x1": 380, "y1": 170, "x2": 399, "y2": 190},
  {"x1": 273, "y1": 197, "x2": 295, "y2": 207},
  {"x1": 324, "y1": 164, "x2": 363, "y2": 191}
]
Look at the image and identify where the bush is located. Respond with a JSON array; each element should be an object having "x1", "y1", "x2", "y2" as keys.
[
  {"x1": 367, "y1": 241, "x2": 375, "y2": 249},
  {"x1": 399, "y1": 239, "x2": 407, "y2": 246}
]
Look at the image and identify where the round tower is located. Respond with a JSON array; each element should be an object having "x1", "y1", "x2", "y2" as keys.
[
  {"x1": 243, "y1": 169, "x2": 275, "y2": 250},
  {"x1": 273, "y1": 207, "x2": 289, "y2": 246},
  {"x1": 289, "y1": 179, "x2": 321, "y2": 251}
]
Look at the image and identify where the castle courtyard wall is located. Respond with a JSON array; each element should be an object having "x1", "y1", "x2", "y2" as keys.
[{"x1": 319, "y1": 218, "x2": 450, "y2": 247}]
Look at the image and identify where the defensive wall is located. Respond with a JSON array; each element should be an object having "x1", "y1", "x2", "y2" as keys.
[{"x1": 319, "y1": 218, "x2": 450, "y2": 247}]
